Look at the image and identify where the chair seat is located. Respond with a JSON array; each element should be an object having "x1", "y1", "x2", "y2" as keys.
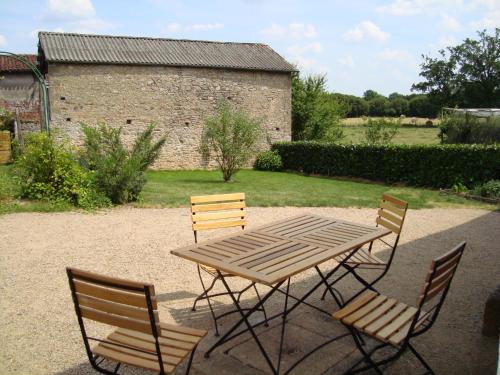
[
  {"x1": 333, "y1": 291, "x2": 429, "y2": 347},
  {"x1": 200, "y1": 264, "x2": 236, "y2": 277},
  {"x1": 336, "y1": 248, "x2": 387, "y2": 269},
  {"x1": 92, "y1": 323, "x2": 206, "y2": 373}
]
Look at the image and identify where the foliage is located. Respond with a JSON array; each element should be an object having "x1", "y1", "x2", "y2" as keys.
[
  {"x1": 253, "y1": 150, "x2": 283, "y2": 171},
  {"x1": 439, "y1": 113, "x2": 500, "y2": 144},
  {"x1": 0, "y1": 107, "x2": 15, "y2": 132},
  {"x1": 80, "y1": 122, "x2": 166, "y2": 204},
  {"x1": 413, "y1": 28, "x2": 500, "y2": 108},
  {"x1": 10, "y1": 132, "x2": 109, "y2": 209},
  {"x1": 291, "y1": 73, "x2": 346, "y2": 141},
  {"x1": 201, "y1": 100, "x2": 263, "y2": 182},
  {"x1": 473, "y1": 180, "x2": 500, "y2": 199},
  {"x1": 272, "y1": 141, "x2": 500, "y2": 188},
  {"x1": 363, "y1": 118, "x2": 400, "y2": 145}
]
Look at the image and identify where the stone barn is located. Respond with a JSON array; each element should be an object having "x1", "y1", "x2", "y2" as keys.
[{"x1": 38, "y1": 31, "x2": 295, "y2": 169}]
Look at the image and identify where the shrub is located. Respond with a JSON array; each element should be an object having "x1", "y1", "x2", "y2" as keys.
[
  {"x1": 201, "y1": 100, "x2": 263, "y2": 182},
  {"x1": 0, "y1": 107, "x2": 14, "y2": 132},
  {"x1": 80, "y1": 122, "x2": 166, "y2": 204},
  {"x1": 439, "y1": 113, "x2": 500, "y2": 144},
  {"x1": 363, "y1": 118, "x2": 400, "y2": 145},
  {"x1": 473, "y1": 180, "x2": 500, "y2": 199},
  {"x1": 271, "y1": 142, "x2": 500, "y2": 188},
  {"x1": 254, "y1": 150, "x2": 283, "y2": 171},
  {"x1": 11, "y1": 132, "x2": 109, "y2": 208}
]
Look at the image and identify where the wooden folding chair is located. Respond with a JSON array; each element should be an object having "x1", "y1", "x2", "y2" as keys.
[
  {"x1": 67, "y1": 268, "x2": 206, "y2": 375},
  {"x1": 332, "y1": 241, "x2": 466, "y2": 374},
  {"x1": 190, "y1": 192, "x2": 268, "y2": 336},
  {"x1": 322, "y1": 194, "x2": 409, "y2": 305}
]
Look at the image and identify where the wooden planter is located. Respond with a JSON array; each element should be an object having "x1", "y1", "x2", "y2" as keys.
[{"x1": 0, "y1": 131, "x2": 12, "y2": 164}]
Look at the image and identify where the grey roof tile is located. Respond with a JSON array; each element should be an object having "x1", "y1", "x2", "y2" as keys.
[{"x1": 39, "y1": 32, "x2": 296, "y2": 73}]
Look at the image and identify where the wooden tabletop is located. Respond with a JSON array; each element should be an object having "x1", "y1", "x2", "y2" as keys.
[{"x1": 171, "y1": 214, "x2": 391, "y2": 286}]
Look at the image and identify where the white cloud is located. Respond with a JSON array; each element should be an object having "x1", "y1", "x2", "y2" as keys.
[
  {"x1": 429, "y1": 35, "x2": 459, "y2": 50},
  {"x1": 441, "y1": 14, "x2": 461, "y2": 32},
  {"x1": 72, "y1": 18, "x2": 113, "y2": 34},
  {"x1": 48, "y1": 0, "x2": 95, "y2": 19},
  {"x1": 287, "y1": 42, "x2": 323, "y2": 56},
  {"x1": 29, "y1": 27, "x2": 65, "y2": 38},
  {"x1": 377, "y1": 49, "x2": 413, "y2": 62},
  {"x1": 376, "y1": 0, "x2": 464, "y2": 16},
  {"x1": 189, "y1": 23, "x2": 224, "y2": 31},
  {"x1": 337, "y1": 55, "x2": 354, "y2": 67},
  {"x1": 0, "y1": 35, "x2": 6, "y2": 47},
  {"x1": 344, "y1": 21, "x2": 390, "y2": 42},
  {"x1": 290, "y1": 56, "x2": 329, "y2": 73},
  {"x1": 470, "y1": 11, "x2": 500, "y2": 29},
  {"x1": 261, "y1": 23, "x2": 318, "y2": 40},
  {"x1": 163, "y1": 22, "x2": 224, "y2": 34}
]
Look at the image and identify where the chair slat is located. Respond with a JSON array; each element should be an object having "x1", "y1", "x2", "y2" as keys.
[
  {"x1": 375, "y1": 306, "x2": 417, "y2": 340},
  {"x1": 108, "y1": 331, "x2": 189, "y2": 359},
  {"x1": 70, "y1": 267, "x2": 152, "y2": 292},
  {"x1": 193, "y1": 210, "x2": 246, "y2": 222},
  {"x1": 191, "y1": 201, "x2": 246, "y2": 213},
  {"x1": 380, "y1": 201, "x2": 406, "y2": 217},
  {"x1": 193, "y1": 219, "x2": 247, "y2": 231},
  {"x1": 80, "y1": 306, "x2": 157, "y2": 335},
  {"x1": 191, "y1": 193, "x2": 245, "y2": 204},
  {"x1": 74, "y1": 280, "x2": 152, "y2": 309},
  {"x1": 376, "y1": 217, "x2": 401, "y2": 234},
  {"x1": 382, "y1": 194, "x2": 408, "y2": 208},
  {"x1": 343, "y1": 295, "x2": 388, "y2": 324},
  {"x1": 93, "y1": 345, "x2": 174, "y2": 373},
  {"x1": 332, "y1": 291, "x2": 378, "y2": 320},
  {"x1": 77, "y1": 293, "x2": 158, "y2": 322},
  {"x1": 377, "y1": 208, "x2": 403, "y2": 226}
]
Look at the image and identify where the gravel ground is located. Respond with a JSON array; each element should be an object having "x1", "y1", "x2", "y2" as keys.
[{"x1": 0, "y1": 207, "x2": 499, "y2": 374}]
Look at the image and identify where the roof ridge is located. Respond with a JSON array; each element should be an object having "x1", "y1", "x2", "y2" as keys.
[{"x1": 38, "y1": 31, "x2": 271, "y2": 48}]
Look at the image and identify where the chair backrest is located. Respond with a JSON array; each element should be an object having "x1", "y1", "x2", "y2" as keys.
[
  {"x1": 376, "y1": 194, "x2": 408, "y2": 235},
  {"x1": 418, "y1": 241, "x2": 466, "y2": 309},
  {"x1": 67, "y1": 267, "x2": 160, "y2": 337},
  {"x1": 190, "y1": 193, "x2": 247, "y2": 241}
]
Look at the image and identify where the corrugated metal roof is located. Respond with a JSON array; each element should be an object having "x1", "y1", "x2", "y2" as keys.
[
  {"x1": 38, "y1": 32, "x2": 296, "y2": 73},
  {"x1": 0, "y1": 55, "x2": 37, "y2": 72}
]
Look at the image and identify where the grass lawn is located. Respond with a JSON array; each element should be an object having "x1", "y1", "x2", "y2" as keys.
[
  {"x1": 139, "y1": 169, "x2": 494, "y2": 209},
  {"x1": 1, "y1": 166, "x2": 495, "y2": 214}
]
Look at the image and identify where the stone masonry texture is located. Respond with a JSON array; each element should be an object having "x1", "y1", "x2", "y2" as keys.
[{"x1": 47, "y1": 63, "x2": 292, "y2": 169}]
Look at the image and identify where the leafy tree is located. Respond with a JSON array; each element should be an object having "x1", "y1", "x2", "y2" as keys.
[
  {"x1": 408, "y1": 95, "x2": 438, "y2": 117},
  {"x1": 291, "y1": 73, "x2": 346, "y2": 141},
  {"x1": 389, "y1": 97, "x2": 409, "y2": 116},
  {"x1": 363, "y1": 89, "x2": 383, "y2": 101},
  {"x1": 368, "y1": 96, "x2": 389, "y2": 116},
  {"x1": 201, "y1": 100, "x2": 263, "y2": 182},
  {"x1": 413, "y1": 28, "x2": 500, "y2": 107}
]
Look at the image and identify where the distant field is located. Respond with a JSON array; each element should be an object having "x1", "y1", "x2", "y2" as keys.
[
  {"x1": 340, "y1": 117, "x2": 441, "y2": 145},
  {"x1": 342, "y1": 117, "x2": 440, "y2": 126}
]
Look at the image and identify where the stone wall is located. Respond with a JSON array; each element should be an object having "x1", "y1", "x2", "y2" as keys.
[{"x1": 47, "y1": 63, "x2": 291, "y2": 169}]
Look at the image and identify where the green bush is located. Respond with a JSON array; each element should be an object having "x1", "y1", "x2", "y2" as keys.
[
  {"x1": 363, "y1": 117, "x2": 400, "y2": 145},
  {"x1": 254, "y1": 150, "x2": 283, "y2": 171},
  {"x1": 201, "y1": 100, "x2": 263, "y2": 182},
  {"x1": 439, "y1": 113, "x2": 500, "y2": 144},
  {"x1": 473, "y1": 180, "x2": 500, "y2": 199},
  {"x1": 271, "y1": 141, "x2": 500, "y2": 188},
  {"x1": 0, "y1": 107, "x2": 14, "y2": 132},
  {"x1": 80, "y1": 122, "x2": 166, "y2": 204},
  {"x1": 11, "y1": 132, "x2": 109, "y2": 208}
]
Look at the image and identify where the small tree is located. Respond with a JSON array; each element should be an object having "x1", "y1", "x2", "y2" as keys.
[
  {"x1": 201, "y1": 100, "x2": 263, "y2": 182},
  {"x1": 363, "y1": 118, "x2": 400, "y2": 145},
  {"x1": 80, "y1": 122, "x2": 166, "y2": 203}
]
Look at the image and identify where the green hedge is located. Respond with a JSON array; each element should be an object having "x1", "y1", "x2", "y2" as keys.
[{"x1": 271, "y1": 142, "x2": 500, "y2": 188}]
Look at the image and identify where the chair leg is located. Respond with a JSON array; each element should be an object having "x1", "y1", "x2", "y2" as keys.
[
  {"x1": 192, "y1": 270, "x2": 219, "y2": 312},
  {"x1": 184, "y1": 344, "x2": 198, "y2": 375},
  {"x1": 253, "y1": 283, "x2": 269, "y2": 327},
  {"x1": 408, "y1": 343, "x2": 435, "y2": 375},
  {"x1": 112, "y1": 363, "x2": 121, "y2": 374},
  {"x1": 194, "y1": 265, "x2": 220, "y2": 336},
  {"x1": 320, "y1": 268, "x2": 351, "y2": 300},
  {"x1": 345, "y1": 330, "x2": 384, "y2": 375}
]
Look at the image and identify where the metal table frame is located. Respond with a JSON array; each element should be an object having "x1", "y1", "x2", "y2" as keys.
[{"x1": 172, "y1": 214, "x2": 391, "y2": 374}]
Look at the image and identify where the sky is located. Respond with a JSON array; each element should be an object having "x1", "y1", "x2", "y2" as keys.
[{"x1": 0, "y1": 0, "x2": 499, "y2": 96}]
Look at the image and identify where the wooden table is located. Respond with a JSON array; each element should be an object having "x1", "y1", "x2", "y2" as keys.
[{"x1": 171, "y1": 214, "x2": 391, "y2": 374}]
